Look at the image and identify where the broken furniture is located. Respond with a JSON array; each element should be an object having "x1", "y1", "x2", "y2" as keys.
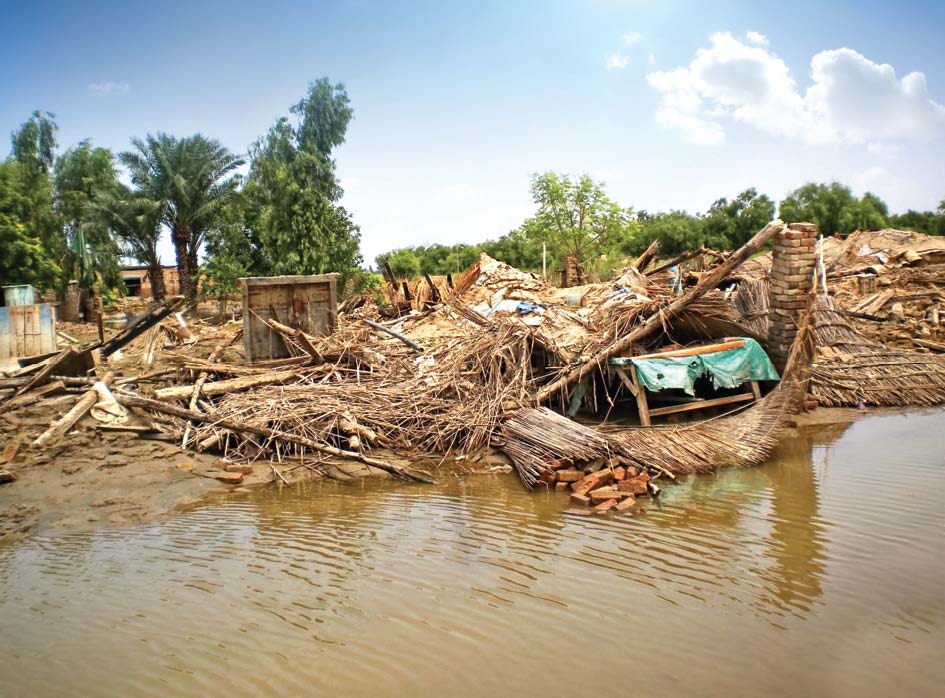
[{"x1": 609, "y1": 338, "x2": 780, "y2": 425}]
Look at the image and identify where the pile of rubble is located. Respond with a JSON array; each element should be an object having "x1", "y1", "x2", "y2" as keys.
[{"x1": 2, "y1": 221, "x2": 944, "y2": 513}]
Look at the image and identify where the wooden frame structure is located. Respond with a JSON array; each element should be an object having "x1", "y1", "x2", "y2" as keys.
[
  {"x1": 612, "y1": 363, "x2": 760, "y2": 426},
  {"x1": 609, "y1": 339, "x2": 764, "y2": 426},
  {"x1": 240, "y1": 274, "x2": 339, "y2": 363}
]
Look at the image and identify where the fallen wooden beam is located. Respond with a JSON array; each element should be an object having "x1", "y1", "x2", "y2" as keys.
[
  {"x1": 100, "y1": 296, "x2": 185, "y2": 358},
  {"x1": 913, "y1": 338, "x2": 945, "y2": 353},
  {"x1": 154, "y1": 368, "x2": 303, "y2": 401},
  {"x1": 32, "y1": 374, "x2": 114, "y2": 450},
  {"x1": 1, "y1": 347, "x2": 75, "y2": 408},
  {"x1": 115, "y1": 392, "x2": 434, "y2": 483}
]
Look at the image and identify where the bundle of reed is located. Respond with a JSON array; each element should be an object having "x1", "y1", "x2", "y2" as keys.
[
  {"x1": 810, "y1": 353, "x2": 945, "y2": 407},
  {"x1": 500, "y1": 407, "x2": 616, "y2": 488},
  {"x1": 730, "y1": 276, "x2": 770, "y2": 338},
  {"x1": 587, "y1": 290, "x2": 760, "y2": 357},
  {"x1": 181, "y1": 322, "x2": 538, "y2": 466},
  {"x1": 809, "y1": 296, "x2": 945, "y2": 407},
  {"x1": 606, "y1": 379, "x2": 800, "y2": 474}
]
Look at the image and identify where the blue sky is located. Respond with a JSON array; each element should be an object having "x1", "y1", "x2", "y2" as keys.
[{"x1": 2, "y1": 0, "x2": 944, "y2": 266}]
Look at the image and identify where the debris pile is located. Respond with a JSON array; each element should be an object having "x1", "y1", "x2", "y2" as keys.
[{"x1": 3, "y1": 220, "x2": 944, "y2": 511}]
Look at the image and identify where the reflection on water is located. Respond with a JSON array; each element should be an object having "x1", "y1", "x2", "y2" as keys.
[{"x1": 1, "y1": 409, "x2": 943, "y2": 697}]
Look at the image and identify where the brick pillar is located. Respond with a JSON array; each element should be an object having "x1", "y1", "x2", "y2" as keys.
[
  {"x1": 767, "y1": 222, "x2": 817, "y2": 370},
  {"x1": 60, "y1": 280, "x2": 81, "y2": 323}
]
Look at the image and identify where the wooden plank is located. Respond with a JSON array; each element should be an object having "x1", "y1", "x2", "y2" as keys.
[
  {"x1": 613, "y1": 367, "x2": 638, "y2": 397},
  {"x1": 40, "y1": 303, "x2": 56, "y2": 354},
  {"x1": 0, "y1": 307, "x2": 9, "y2": 359},
  {"x1": 629, "y1": 364, "x2": 651, "y2": 426},
  {"x1": 627, "y1": 339, "x2": 746, "y2": 362},
  {"x1": 647, "y1": 392, "x2": 755, "y2": 417},
  {"x1": 239, "y1": 273, "x2": 340, "y2": 287}
]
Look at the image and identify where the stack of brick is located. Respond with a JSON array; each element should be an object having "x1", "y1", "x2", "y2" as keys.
[{"x1": 768, "y1": 222, "x2": 817, "y2": 369}]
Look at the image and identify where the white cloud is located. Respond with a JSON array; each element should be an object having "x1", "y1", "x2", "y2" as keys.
[
  {"x1": 853, "y1": 164, "x2": 886, "y2": 190},
  {"x1": 645, "y1": 32, "x2": 945, "y2": 147},
  {"x1": 606, "y1": 52, "x2": 630, "y2": 70},
  {"x1": 623, "y1": 31, "x2": 642, "y2": 46},
  {"x1": 867, "y1": 142, "x2": 901, "y2": 158},
  {"x1": 654, "y1": 107, "x2": 725, "y2": 145},
  {"x1": 88, "y1": 81, "x2": 130, "y2": 96},
  {"x1": 745, "y1": 31, "x2": 768, "y2": 47}
]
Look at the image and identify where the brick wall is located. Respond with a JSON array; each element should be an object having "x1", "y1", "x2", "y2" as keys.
[{"x1": 767, "y1": 222, "x2": 817, "y2": 369}]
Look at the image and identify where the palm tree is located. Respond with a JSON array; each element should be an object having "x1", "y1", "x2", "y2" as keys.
[
  {"x1": 120, "y1": 134, "x2": 243, "y2": 301},
  {"x1": 89, "y1": 184, "x2": 166, "y2": 301}
]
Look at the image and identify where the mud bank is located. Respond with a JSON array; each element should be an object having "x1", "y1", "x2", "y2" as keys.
[{"x1": 0, "y1": 399, "x2": 502, "y2": 543}]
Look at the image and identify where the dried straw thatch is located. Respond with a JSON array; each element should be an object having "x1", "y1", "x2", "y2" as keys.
[
  {"x1": 501, "y1": 303, "x2": 815, "y2": 486},
  {"x1": 809, "y1": 295, "x2": 945, "y2": 407}
]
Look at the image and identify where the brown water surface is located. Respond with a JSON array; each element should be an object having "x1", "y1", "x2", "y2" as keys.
[{"x1": 1, "y1": 408, "x2": 943, "y2": 697}]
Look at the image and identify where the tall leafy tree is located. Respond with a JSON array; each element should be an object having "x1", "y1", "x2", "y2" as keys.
[
  {"x1": 702, "y1": 188, "x2": 775, "y2": 249},
  {"x1": 11, "y1": 110, "x2": 57, "y2": 183},
  {"x1": 779, "y1": 182, "x2": 887, "y2": 237},
  {"x1": 54, "y1": 141, "x2": 123, "y2": 294},
  {"x1": 202, "y1": 199, "x2": 258, "y2": 314},
  {"x1": 89, "y1": 184, "x2": 167, "y2": 300},
  {"x1": 0, "y1": 160, "x2": 60, "y2": 287},
  {"x1": 9, "y1": 111, "x2": 63, "y2": 280},
  {"x1": 248, "y1": 78, "x2": 362, "y2": 282},
  {"x1": 888, "y1": 198, "x2": 945, "y2": 236},
  {"x1": 121, "y1": 134, "x2": 244, "y2": 301},
  {"x1": 520, "y1": 173, "x2": 637, "y2": 264},
  {"x1": 637, "y1": 211, "x2": 705, "y2": 257}
]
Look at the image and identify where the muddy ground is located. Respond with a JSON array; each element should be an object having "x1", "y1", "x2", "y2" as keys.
[
  {"x1": 0, "y1": 393, "x2": 499, "y2": 544},
  {"x1": 0, "y1": 383, "x2": 865, "y2": 545}
]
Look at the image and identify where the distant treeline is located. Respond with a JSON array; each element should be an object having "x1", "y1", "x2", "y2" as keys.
[
  {"x1": 1, "y1": 79, "x2": 363, "y2": 310},
  {"x1": 377, "y1": 176, "x2": 945, "y2": 278}
]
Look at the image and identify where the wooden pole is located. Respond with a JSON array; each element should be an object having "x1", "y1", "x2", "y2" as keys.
[
  {"x1": 32, "y1": 374, "x2": 113, "y2": 449},
  {"x1": 531, "y1": 220, "x2": 785, "y2": 405}
]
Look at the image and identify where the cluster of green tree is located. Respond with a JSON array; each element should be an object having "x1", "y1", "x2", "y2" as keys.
[
  {"x1": 0, "y1": 79, "x2": 363, "y2": 311},
  {"x1": 377, "y1": 177, "x2": 945, "y2": 280}
]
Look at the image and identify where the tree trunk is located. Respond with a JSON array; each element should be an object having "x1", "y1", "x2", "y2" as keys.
[
  {"x1": 187, "y1": 247, "x2": 200, "y2": 302},
  {"x1": 172, "y1": 224, "x2": 193, "y2": 302},
  {"x1": 148, "y1": 263, "x2": 166, "y2": 302}
]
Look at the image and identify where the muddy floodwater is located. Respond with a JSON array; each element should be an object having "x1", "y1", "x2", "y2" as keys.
[{"x1": 1, "y1": 409, "x2": 943, "y2": 697}]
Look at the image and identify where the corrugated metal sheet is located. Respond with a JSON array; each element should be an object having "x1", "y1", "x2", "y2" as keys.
[
  {"x1": 0, "y1": 302, "x2": 58, "y2": 360},
  {"x1": 2, "y1": 285, "x2": 37, "y2": 307}
]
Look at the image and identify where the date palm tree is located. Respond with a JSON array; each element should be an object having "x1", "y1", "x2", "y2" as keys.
[
  {"x1": 89, "y1": 184, "x2": 166, "y2": 301},
  {"x1": 120, "y1": 134, "x2": 243, "y2": 301}
]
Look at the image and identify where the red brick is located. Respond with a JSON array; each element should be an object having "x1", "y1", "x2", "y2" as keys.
[
  {"x1": 556, "y1": 469, "x2": 584, "y2": 482},
  {"x1": 571, "y1": 474, "x2": 602, "y2": 495},
  {"x1": 570, "y1": 492, "x2": 591, "y2": 506},
  {"x1": 594, "y1": 499, "x2": 619, "y2": 514},
  {"x1": 209, "y1": 471, "x2": 243, "y2": 484},
  {"x1": 615, "y1": 495, "x2": 637, "y2": 511},
  {"x1": 589, "y1": 486, "x2": 622, "y2": 503}
]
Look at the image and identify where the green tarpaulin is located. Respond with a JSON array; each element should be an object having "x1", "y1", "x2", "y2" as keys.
[{"x1": 611, "y1": 338, "x2": 779, "y2": 396}]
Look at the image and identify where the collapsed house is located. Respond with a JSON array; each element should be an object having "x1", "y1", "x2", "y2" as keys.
[{"x1": 2, "y1": 221, "x2": 943, "y2": 513}]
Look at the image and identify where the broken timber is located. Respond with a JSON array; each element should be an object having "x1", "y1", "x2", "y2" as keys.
[
  {"x1": 531, "y1": 220, "x2": 786, "y2": 405},
  {"x1": 115, "y1": 392, "x2": 434, "y2": 483}
]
